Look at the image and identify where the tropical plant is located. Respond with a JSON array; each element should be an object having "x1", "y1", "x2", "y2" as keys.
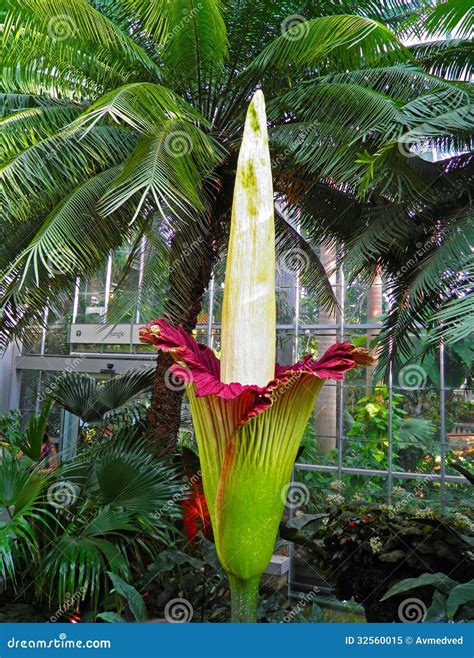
[
  {"x1": 50, "y1": 366, "x2": 154, "y2": 424},
  {"x1": 381, "y1": 572, "x2": 474, "y2": 622},
  {"x1": 0, "y1": 409, "x2": 23, "y2": 453},
  {"x1": 14, "y1": 398, "x2": 54, "y2": 460},
  {"x1": 140, "y1": 91, "x2": 373, "y2": 622},
  {"x1": 0, "y1": 424, "x2": 181, "y2": 616},
  {"x1": 281, "y1": 496, "x2": 474, "y2": 622},
  {"x1": 3, "y1": 0, "x2": 471, "y2": 454},
  {"x1": 0, "y1": 453, "x2": 54, "y2": 587},
  {"x1": 346, "y1": 386, "x2": 436, "y2": 470}
]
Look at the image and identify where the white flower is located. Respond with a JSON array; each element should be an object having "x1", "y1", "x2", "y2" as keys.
[
  {"x1": 326, "y1": 494, "x2": 344, "y2": 506},
  {"x1": 369, "y1": 536, "x2": 383, "y2": 554},
  {"x1": 454, "y1": 513, "x2": 473, "y2": 530},
  {"x1": 329, "y1": 479, "x2": 345, "y2": 492},
  {"x1": 220, "y1": 90, "x2": 276, "y2": 386}
]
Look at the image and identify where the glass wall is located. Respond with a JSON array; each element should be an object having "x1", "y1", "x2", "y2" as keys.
[
  {"x1": 19, "y1": 244, "x2": 473, "y2": 512},
  {"x1": 16, "y1": 240, "x2": 473, "y2": 603}
]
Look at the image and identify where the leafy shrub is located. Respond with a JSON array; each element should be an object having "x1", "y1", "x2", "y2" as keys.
[
  {"x1": 0, "y1": 424, "x2": 180, "y2": 617},
  {"x1": 382, "y1": 573, "x2": 474, "y2": 622},
  {"x1": 281, "y1": 493, "x2": 474, "y2": 622}
]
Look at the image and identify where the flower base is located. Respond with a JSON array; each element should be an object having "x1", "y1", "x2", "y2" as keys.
[{"x1": 228, "y1": 574, "x2": 260, "y2": 623}]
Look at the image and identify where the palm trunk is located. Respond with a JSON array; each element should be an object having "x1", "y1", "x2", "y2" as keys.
[
  {"x1": 146, "y1": 351, "x2": 185, "y2": 457},
  {"x1": 145, "y1": 227, "x2": 216, "y2": 456}
]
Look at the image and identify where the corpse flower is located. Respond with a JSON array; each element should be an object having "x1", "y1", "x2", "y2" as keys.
[{"x1": 140, "y1": 91, "x2": 373, "y2": 622}]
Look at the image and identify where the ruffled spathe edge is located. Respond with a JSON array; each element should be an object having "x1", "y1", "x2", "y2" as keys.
[{"x1": 139, "y1": 318, "x2": 375, "y2": 423}]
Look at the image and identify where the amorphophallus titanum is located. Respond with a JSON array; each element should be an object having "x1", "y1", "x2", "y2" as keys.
[{"x1": 140, "y1": 90, "x2": 374, "y2": 622}]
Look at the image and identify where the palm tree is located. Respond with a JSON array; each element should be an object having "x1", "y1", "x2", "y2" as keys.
[
  {"x1": 276, "y1": 0, "x2": 473, "y2": 368},
  {"x1": 1, "y1": 0, "x2": 471, "y2": 453}
]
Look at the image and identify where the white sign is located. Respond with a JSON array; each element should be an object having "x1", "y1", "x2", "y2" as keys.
[{"x1": 70, "y1": 324, "x2": 144, "y2": 345}]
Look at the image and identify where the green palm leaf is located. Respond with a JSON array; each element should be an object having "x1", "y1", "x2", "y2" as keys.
[
  {"x1": 0, "y1": 457, "x2": 52, "y2": 586},
  {"x1": 429, "y1": 283, "x2": 474, "y2": 344},
  {"x1": 0, "y1": 126, "x2": 136, "y2": 221},
  {"x1": 99, "y1": 122, "x2": 223, "y2": 219},
  {"x1": 275, "y1": 209, "x2": 337, "y2": 314},
  {"x1": 401, "y1": 0, "x2": 473, "y2": 41},
  {"x1": 74, "y1": 83, "x2": 202, "y2": 135},
  {"x1": 51, "y1": 368, "x2": 155, "y2": 423},
  {"x1": 409, "y1": 39, "x2": 474, "y2": 81},
  {"x1": 4, "y1": 0, "x2": 160, "y2": 82},
  {"x1": 163, "y1": 0, "x2": 228, "y2": 90},
  {"x1": 4, "y1": 167, "x2": 127, "y2": 287},
  {"x1": 250, "y1": 14, "x2": 409, "y2": 74},
  {"x1": 0, "y1": 102, "x2": 83, "y2": 159},
  {"x1": 95, "y1": 448, "x2": 180, "y2": 512}
]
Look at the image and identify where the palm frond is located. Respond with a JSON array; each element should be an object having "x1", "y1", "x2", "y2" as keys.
[
  {"x1": 429, "y1": 282, "x2": 474, "y2": 344},
  {"x1": 0, "y1": 457, "x2": 52, "y2": 587},
  {"x1": 3, "y1": 167, "x2": 127, "y2": 288},
  {"x1": 373, "y1": 210, "x2": 473, "y2": 368},
  {"x1": 0, "y1": 167, "x2": 137, "y2": 349},
  {"x1": 409, "y1": 39, "x2": 474, "y2": 81},
  {"x1": 43, "y1": 521, "x2": 132, "y2": 609},
  {"x1": 51, "y1": 367, "x2": 154, "y2": 423},
  {"x1": 401, "y1": 0, "x2": 473, "y2": 41},
  {"x1": 249, "y1": 14, "x2": 409, "y2": 75},
  {"x1": 73, "y1": 83, "x2": 202, "y2": 136},
  {"x1": 106, "y1": 222, "x2": 169, "y2": 323},
  {"x1": 162, "y1": 0, "x2": 228, "y2": 104},
  {"x1": 0, "y1": 102, "x2": 84, "y2": 159},
  {"x1": 99, "y1": 122, "x2": 223, "y2": 220},
  {"x1": 0, "y1": 125, "x2": 137, "y2": 222},
  {"x1": 399, "y1": 86, "x2": 474, "y2": 142},
  {"x1": 409, "y1": 209, "x2": 473, "y2": 299},
  {"x1": 3, "y1": 0, "x2": 160, "y2": 83},
  {"x1": 95, "y1": 446, "x2": 180, "y2": 513},
  {"x1": 274, "y1": 209, "x2": 338, "y2": 314},
  {"x1": 117, "y1": 0, "x2": 168, "y2": 43},
  {"x1": 323, "y1": 64, "x2": 461, "y2": 100}
]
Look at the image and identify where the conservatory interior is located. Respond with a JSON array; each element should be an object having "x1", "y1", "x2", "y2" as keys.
[{"x1": 0, "y1": 0, "x2": 472, "y2": 627}]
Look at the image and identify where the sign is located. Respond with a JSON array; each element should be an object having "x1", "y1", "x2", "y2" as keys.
[{"x1": 70, "y1": 324, "x2": 143, "y2": 345}]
